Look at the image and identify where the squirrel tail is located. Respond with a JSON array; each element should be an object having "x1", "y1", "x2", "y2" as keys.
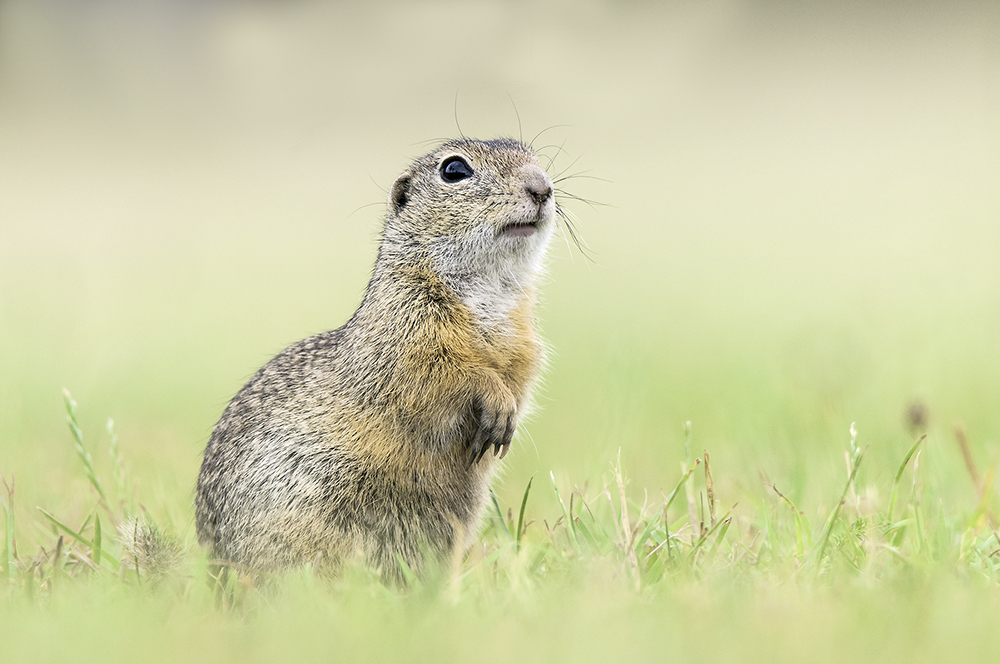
[{"x1": 117, "y1": 516, "x2": 183, "y2": 584}]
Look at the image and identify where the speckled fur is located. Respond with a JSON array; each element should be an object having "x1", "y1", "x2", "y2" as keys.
[{"x1": 195, "y1": 138, "x2": 556, "y2": 583}]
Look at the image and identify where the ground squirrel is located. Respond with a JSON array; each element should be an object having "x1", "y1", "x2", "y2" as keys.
[{"x1": 195, "y1": 138, "x2": 558, "y2": 582}]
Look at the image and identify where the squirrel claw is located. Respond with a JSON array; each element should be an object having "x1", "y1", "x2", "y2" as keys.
[
  {"x1": 466, "y1": 397, "x2": 516, "y2": 467},
  {"x1": 467, "y1": 427, "x2": 487, "y2": 468},
  {"x1": 475, "y1": 440, "x2": 491, "y2": 464}
]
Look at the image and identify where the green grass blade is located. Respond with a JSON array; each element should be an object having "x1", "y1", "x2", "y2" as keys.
[
  {"x1": 488, "y1": 489, "x2": 512, "y2": 541},
  {"x1": 78, "y1": 514, "x2": 93, "y2": 537},
  {"x1": 573, "y1": 516, "x2": 601, "y2": 553},
  {"x1": 515, "y1": 475, "x2": 534, "y2": 552},
  {"x1": 633, "y1": 516, "x2": 659, "y2": 556},
  {"x1": 811, "y1": 433, "x2": 866, "y2": 570},
  {"x1": 62, "y1": 389, "x2": 108, "y2": 505},
  {"x1": 971, "y1": 464, "x2": 996, "y2": 530},
  {"x1": 708, "y1": 517, "x2": 733, "y2": 558},
  {"x1": 771, "y1": 484, "x2": 809, "y2": 558},
  {"x1": 393, "y1": 553, "x2": 420, "y2": 589},
  {"x1": 92, "y1": 513, "x2": 103, "y2": 568},
  {"x1": 550, "y1": 471, "x2": 577, "y2": 546},
  {"x1": 221, "y1": 567, "x2": 237, "y2": 603},
  {"x1": 692, "y1": 503, "x2": 737, "y2": 555},
  {"x1": 37, "y1": 508, "x2": 119, "y2": 568},
  {"x1": 664, "y1": 458, "x2": 701, "y2": 514},
  {"x1": 888, "y1": 434, "x2": 926, "y2": 521}
]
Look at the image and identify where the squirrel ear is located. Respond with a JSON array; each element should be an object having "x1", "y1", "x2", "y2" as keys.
[{"x1": 389, "y1": 172, "x2": 411, "y2": 214}]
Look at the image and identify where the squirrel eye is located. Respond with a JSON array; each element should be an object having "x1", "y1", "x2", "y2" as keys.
[{"x1": 440, "y1": 156, "x2": 474, "y2": 183}]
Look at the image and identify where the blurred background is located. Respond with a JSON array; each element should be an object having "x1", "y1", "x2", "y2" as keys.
[{"x1": 1, "y1": 0, "x2": 998, "y2": 537}]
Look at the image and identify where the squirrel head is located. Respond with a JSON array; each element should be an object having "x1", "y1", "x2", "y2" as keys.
[{"x1": 382, "y1": 138, "x2": 556, "y2": 282}]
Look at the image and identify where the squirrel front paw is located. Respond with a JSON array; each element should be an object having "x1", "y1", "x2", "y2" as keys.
[{"x1": 466, "y1": 394, "x2": 516, "y2": 468}]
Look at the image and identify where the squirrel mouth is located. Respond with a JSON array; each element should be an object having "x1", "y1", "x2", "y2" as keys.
[{"x1": 500, "y1": 221, "x2": 539, "y2": 238}]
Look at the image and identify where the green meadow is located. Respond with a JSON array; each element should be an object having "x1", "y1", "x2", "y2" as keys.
[{"x1": 2, "y1": 2, "x2": 999, "y2": 661}]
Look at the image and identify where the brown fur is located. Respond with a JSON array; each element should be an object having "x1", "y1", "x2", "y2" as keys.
[{"x1": 195, "y1": 138, "x2": 556, "y2": 583}]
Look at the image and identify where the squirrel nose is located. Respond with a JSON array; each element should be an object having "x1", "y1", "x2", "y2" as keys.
[{"x1": 523, "y1": 166, "x2": 553, "y2": 205}]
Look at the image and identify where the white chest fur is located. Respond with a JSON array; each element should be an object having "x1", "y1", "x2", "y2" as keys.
[{"x1": 458, "y1": 274, "x2": 523, "y2": 333}]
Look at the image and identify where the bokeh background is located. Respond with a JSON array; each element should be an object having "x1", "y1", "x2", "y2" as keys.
[{"x1": 2, "y1": 0, "x2": 999, "y2": 541}]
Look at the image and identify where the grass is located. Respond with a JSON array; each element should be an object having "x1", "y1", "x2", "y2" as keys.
[{"x1": 3, "y1": 388, "x2": 1000, "y2": 663}]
